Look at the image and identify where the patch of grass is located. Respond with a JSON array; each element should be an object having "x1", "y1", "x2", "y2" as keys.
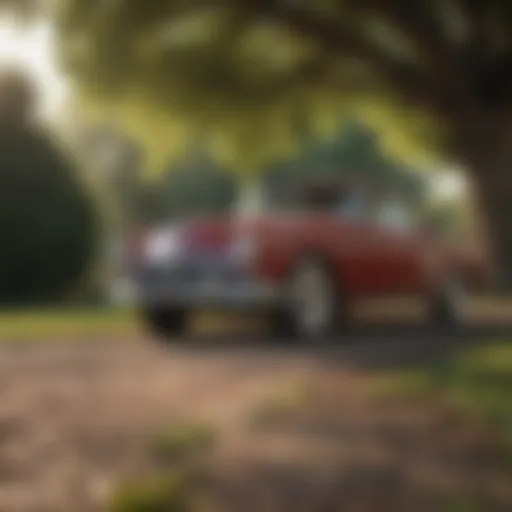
[
  {"x1": 249, "y1": 379, "x2": 317, "y2": 428},
  {"x1": 108, "y1": 472, "x2": 192, "y2": 512},
  {"x1": 110, "y1": 423, "x2": 217, "y2": 511},
  {"x1": 151, "y1": 423, "x2": 217, "y2": 464},
  {"x1": 371, "y1": 341, "x2": 512, "y2": 444},
  {"x1": 439, "y1": 344, "x2": 512, "y2": 441},
  {"x1": 111, "y1": 424, "x2": 217, "y2": 512},
  {"x1": 367, "y1": 372, "x2": 436, "y2": 398},
  {"x1": 437, "y1": 494, "x2": 482, "y2": 512},
  {"x1": 0, "y1": 307, "x2": 137, "y2": 342},
  {"x1": 0, "y1": 308, "x2": 260, "y2": 343}
]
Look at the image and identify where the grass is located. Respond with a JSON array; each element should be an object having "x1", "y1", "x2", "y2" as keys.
[
  {"x1": 0, "y1": 307, "x2": 262, "y2": 343},
  {"x1": 438, "y1": 494, "x2": 483, "y2": 512},
  {"x1": 109, "y1": 422, "x2": 217, "y2": 512},
  {"x1": 151, "y1": 422, "x2": 217, "y2": 463},
  {"x1": 108, "y1": 472, "x2": 193, "y2": 512},
  {"x1": 370, "y1": 341, "x2": 512, "y2": 446},
  {"x1": 248, "y1": 379, "x2": 317, "y2": 428},
  {"x1": 0, "y1": 307, "x2": 139, "y2": 342}
]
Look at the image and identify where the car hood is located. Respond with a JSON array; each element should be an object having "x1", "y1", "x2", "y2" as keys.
[
  {"x1": 180, "y1": 214, "x2": 293, "y2": 253},
  {"x1": 132, "y1": 215, "x2": 276, "y2": 256},
  {"x1": 179, "y1": 217, "x2": 240, "y2": 253}
]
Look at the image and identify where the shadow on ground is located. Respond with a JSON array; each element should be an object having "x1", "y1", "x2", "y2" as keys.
[
  {"x1": 1, "y1": 313, "x2": 511, "y2": 510},
  {"x1": 163, "y1": 323, "x2": 512, "y2": 370},
  {"x1": 137, "y1": 324, "x2": 512, "y2": 511}
]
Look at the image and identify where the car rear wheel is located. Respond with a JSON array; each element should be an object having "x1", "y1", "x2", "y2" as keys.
[
  {"x1": 270, "y1": 258, "x2": 345, "y2": 341},
  {"x1": 427, "y1": 273, "x2": 467, "y2": 328},
  {"x1": 142, "y1": 306, "x2": 189, "y2": 341}
]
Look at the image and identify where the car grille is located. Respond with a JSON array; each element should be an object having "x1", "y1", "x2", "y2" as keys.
[{"x1": 136, "y1": 262, "x2": 246, "y2": 286}]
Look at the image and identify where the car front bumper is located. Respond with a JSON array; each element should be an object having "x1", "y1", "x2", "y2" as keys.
[{"x1": 130, "y1": 260, "x2": 282, "y2": 309}]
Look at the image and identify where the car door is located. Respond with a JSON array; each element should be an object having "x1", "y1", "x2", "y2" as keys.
[
  {"x1": 328, "y1": 188, "x2": 391, "y2": 296},
  {"x1": 370, "y1": 198, "x2": 424, "y2": 294}
]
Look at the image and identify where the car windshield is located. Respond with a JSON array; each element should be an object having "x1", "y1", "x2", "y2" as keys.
[
  {"x1": 233, "y1": 182, "x2": 293, "y2": 216},
  {"x1": 233, "y1": 180, "x2": 357, "y2": 216}
]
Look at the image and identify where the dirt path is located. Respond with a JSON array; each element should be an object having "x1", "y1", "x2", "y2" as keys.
[
  {"x1": 0, "y1": 334, "x2": 509, "y2": 511},
  {"x1": 0, "y1": 340, "x2": 321, "y2": 511}
]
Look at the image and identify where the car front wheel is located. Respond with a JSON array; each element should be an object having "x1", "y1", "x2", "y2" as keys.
[
  {"x1": 270, "y1": 258, "x2": 345, "y2": 341},
  {"x1": 141, "y1": 306, "x2": 189, "y2": 341}
]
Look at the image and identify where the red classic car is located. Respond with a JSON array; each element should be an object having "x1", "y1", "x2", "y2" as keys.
[{"x1": 126, "y1": 179, "x2": 490, "y2": 340}]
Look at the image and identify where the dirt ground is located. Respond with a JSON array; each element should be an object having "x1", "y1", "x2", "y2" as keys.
[
  {"x1": 0, "y1": 339, "x2": 328, "y2": 511},
  {"x1": 0, "y1": 303, "x2": 511, "y2": 511}
]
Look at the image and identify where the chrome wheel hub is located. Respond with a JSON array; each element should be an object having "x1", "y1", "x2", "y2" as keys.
[{"x1": 290, "y1": 263, "x2": 333, "y2": 337}]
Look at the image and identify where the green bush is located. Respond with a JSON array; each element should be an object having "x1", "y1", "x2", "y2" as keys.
[
  {"x1": 0, "y1": 69, "x2": 99, "y2": 306},
  {"x1": 249, "y1": 380, "x2": 316, "y2": 428},
  {"x1": 109, "y1": 473, "x2": 192, "y2": 512},
  {"x1": 151, "y1": 423, "x2": 216, "y2": 463},
  {"x1": 0, "y1": 129, "x2": 99, "y2": 305},
  {"x1": 371, "y1": 342, "x2": 512, "y2": 446},
  {"x1": 110, "y1": 423, "x2": 216, "y2": 512}
]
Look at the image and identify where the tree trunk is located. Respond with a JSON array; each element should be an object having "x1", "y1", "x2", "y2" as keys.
[
  {"x1": 463, "y1": 125, "x2": 512, "y2": 292},
  {"x1": 476, "y1": 177, "x2": 512, "y2": 291}
]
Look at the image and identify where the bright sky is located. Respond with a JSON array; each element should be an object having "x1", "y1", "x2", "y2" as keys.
[
  {"x1": 0, "y1": 18, "x2": 68, "y2": 119},
  {"x1": 429, "y1": 168, "x2": 467, "y2": 200}
]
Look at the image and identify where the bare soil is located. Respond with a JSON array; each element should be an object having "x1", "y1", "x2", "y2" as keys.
[{"x1": 0, "y1": 310, "x2": 511, "y2": 510}]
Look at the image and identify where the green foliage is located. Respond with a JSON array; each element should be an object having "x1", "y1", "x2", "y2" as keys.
[
  {"x1": 108, "y1": 473, "x2": 192, "y2": 512},
  {"x1": 438, "y1": 494, "x2": 482, "y2": 512},
  {"x1": 104, "y1": 143, "x2": 237, "y2": 226},
  {"x1": 422, "y1": 199, "x2": 472, "y2": 241},
  {"x1": 110, "y1": 422, "x2": 216, "y2": 512},
  {"x1": 0, "y1": 308, "x2": 135, "y2": 342},
  {"x1": 0, "y1": 126, "x2": 100, "y2": 305},
  {"x1": 53, "y1": 0, "x2": 450, "y2": 171},
  {"x1": 152, "y1": 158, "x2": 237, "y2": 221},
  {"x1": 438, "y1": 344, "x2": 512, "y2": 438},
  {"x1": 94, "y1": 121, "x2": 430, "y2": 226},
  {"x1": 151, "y1": 423, "x2": 216, "y2": 463},
  {"x1": 98, "y1": 120, "x2": 429, "y2": 227},
  {"x1": 374, "y1": 341, "x2": 512, "y2": 446},
  {"x1": 262, "y1": 120, "x2": 429, "y2": 214},
  {"x1": 249, "y1": 380, "x2": 316, "y2": 428}
]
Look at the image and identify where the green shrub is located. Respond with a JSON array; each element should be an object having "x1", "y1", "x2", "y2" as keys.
[
  {"x1": 249, "y1": 380, "x2": 316, "y2": 428},
  {"x1": 109, "y1": 473, "x2": 192, "y2": 512},
  {"x1": 438, "y1": 494, "x2": 482, "y2": 512},
  {"x1": 151, "y1": 423, "x2": 216, "y2": 463},
  {"x1": 369, "y1": 342, "x2": 512, "y2": 446},
  {"x1": 0, "y1": 129, "x2": 99, "y2": 305}
]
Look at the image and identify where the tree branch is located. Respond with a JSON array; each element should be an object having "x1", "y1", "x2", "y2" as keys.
[
  {"x1": 236, "y1": 0, "x2": 462, "y2": 115},
  {"x1": 362, "y1": 0, "x2": 469, "y2": 96},
  {"x1": 457, "y1": 0, "x2": 512, "y2": 105},
  {"x1": 258, "y1": 57, "x2": 330, "y2": 100},
  {"x1": 485, "y1": 50, "x2": 512, "y2": 107},
  {"x1": 461, "y1": 0, "x2": 493, "y2": 58}
]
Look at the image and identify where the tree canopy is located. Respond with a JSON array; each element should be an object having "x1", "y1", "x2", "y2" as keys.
[
  {"x1": 5, "y1": 0, "x2": 512, "y2": 283},
  {"x1": 91, "y1": 121, "x2": 431, "y2": 232},
  {"x1": 53, "y1": 0, "x2": 482, "y2": 171}
]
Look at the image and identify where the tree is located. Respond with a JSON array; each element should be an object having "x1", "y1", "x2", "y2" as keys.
[
  {"x1": 0, "y1": 68, "x2": 99, "y2": 305},
  {"x1": 424, "y1": 199, "x2": 473, "y2": 242},
  {"x1": 82, "y1": 130, "x2": 238, "y2": 226},
  {"x1": 93, "y1": 121, "x2": 424, "y2": 226},
  {"x1": 51, "y1": 0, "x2": 512, "y2": 287},
  {"x1": 136, "y1": 154, "x2": 237, "y2": 224},
  {"x1": 263, "y1": 120, "x2": 428, "y2": 210},
  {"x1": 81, "y1": 126, "x2": 146, "y2": 229}
]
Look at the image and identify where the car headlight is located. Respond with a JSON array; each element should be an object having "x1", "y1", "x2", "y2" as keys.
[{"x1": 145, "y1": 229, "x2": 182, "y2": 264}]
